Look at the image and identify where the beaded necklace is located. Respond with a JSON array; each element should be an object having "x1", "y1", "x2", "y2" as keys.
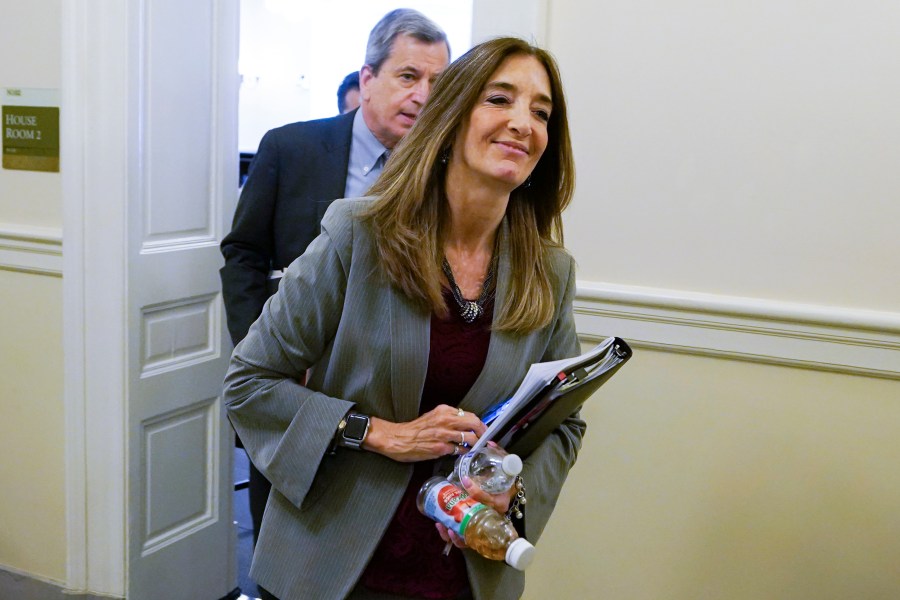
[{"x1": 441, "y1": 253, "x2": 498, "y2": 323}]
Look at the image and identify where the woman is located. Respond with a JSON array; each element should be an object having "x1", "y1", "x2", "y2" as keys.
[{"x1": 225, "y1": 37, "x2": 582, "y2": 600}]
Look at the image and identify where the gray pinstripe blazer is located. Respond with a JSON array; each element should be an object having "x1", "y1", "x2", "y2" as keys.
[{"x1": 224, "y1": 198, "x2": 585, "y2": 600}]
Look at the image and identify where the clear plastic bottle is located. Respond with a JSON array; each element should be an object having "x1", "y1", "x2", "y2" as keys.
[
  {"x1": 417, "y1": 476, "x2": 534, "y2": 571},
  {"x1": 451, "y1": 444, "x2": 523, "y2": 494}
]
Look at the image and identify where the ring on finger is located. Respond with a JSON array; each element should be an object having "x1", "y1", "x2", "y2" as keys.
[
  {"x1": 459, "y1": 431, "x2": 465, "y2": 445},
  {"x1": 457, "y1": 407, "x2": 465, "y2": 417},
  {"x1": 452, "y1": 445, "x2": 459, "y2": 456}
]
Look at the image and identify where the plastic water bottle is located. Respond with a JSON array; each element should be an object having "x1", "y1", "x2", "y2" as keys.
[
  {"x1": 451, "y1": 445, "x2": 523, "y2": 494},
  {"x1": 417, "y1": 476, "x2": 535, "y2": 570}
]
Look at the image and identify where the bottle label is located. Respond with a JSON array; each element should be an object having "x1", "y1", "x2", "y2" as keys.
[
  {"x1": 422, "y1": 480, "x2": 487, "y2": 537},
  {"x1": 456, "y1": 452, "x2": 476, "y2": 480}
]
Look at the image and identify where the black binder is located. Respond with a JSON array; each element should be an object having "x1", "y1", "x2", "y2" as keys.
[{"x1": 483, "y1": 337, "x2": 633, "y2": 457}]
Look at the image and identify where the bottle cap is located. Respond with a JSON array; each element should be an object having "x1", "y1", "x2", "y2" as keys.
[
  {"x1": 505, "y1": 538, "x2": 535, "y2": 571},
  {"x1": 501, "y1": 453, "x2": 523, "y2": 476}
]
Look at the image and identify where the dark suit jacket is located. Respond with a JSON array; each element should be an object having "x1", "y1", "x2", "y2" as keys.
[
  {"x1": 224, "y1": 198, "x2": 585, "y2": 600},
  {"x1": 220, "y1": 110, "x2": 356, "y2": 346}
]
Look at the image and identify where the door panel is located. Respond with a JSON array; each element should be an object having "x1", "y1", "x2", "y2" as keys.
[{"x1": 127, "y1": 1, "x2": 239, "y2": 598}]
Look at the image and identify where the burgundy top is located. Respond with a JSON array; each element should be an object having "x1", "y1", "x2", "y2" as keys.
[{"x1": 360, "y1": 290, "x2": 494, "y2": 599}]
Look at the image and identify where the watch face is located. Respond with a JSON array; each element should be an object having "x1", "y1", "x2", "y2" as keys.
[{"x1": 344, "y1": 414, "x2": 369, "y2": 440}]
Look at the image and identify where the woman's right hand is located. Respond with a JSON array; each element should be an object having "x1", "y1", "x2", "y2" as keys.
[{"x1": 363, "y1": 404, "x2": 487, "y2": 463}]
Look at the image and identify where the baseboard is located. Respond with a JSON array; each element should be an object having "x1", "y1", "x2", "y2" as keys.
[
  {"x1": 574, "y1": 281, "x2": 900, "y2": 380},
  {"x1": 0, "y1": 565, "x2": 118, "y2": 600},
  {"x1": 0, "y1": 223, "x2": 63, "y2": 276}
]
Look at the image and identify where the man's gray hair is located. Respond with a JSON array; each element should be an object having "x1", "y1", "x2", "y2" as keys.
[{"x1": 365, "y1": 8, "x2": 449, "y2": 74}]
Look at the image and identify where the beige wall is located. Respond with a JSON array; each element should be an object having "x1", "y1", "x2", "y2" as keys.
[
  {"x1": 0, "y1": 0, "x2": 61, "y2": 226},
  {"x1": 526, "y1": 350, "x2": 900, "y2": 599},
  {"x1": 0, "y1": 271, "x2": 65, "y2": 581},
  {"x1": 553, "y1": 0, "x2": 900, "y2": 311},
  {"x1": 0, "y1": 0, "x2": 65, "y2": 583},
  {"x1": 521, "y1": 1, "x2": 900, "y2": 598}
]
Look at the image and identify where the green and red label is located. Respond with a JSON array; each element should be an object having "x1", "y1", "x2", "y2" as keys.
[{"x1": 422, "y1": 480, "x2": 487, "y2": 537}]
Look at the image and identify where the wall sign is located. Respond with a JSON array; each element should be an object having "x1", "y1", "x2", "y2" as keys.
[{"x1": 2, "y1": 88, "x2": 60, "y2": 172}]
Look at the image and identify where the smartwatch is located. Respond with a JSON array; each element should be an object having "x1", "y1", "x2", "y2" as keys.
[{"x1": 340, "y1": 412, "x2": 371, "y2": 450}]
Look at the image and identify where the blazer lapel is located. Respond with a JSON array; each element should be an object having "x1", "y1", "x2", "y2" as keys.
[
  {"x1": 389, "y1": 282, "x2": 430, "y2": 423},
  {"x1": 315, "y1": 112, "x2": 355, "y2": 222},
  {"x1": 387, "y1": 218, "x2": 531, "y2": 422}
]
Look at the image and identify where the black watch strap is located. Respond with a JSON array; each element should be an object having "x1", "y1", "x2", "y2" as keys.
[{"x1": 327, "y1": 414, "x2": 349, "y2": 455}]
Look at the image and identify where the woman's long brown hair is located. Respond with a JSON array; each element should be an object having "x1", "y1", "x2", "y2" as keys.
[{"x1": 364, "y1": 37, "x2": 575, "y2": 334}]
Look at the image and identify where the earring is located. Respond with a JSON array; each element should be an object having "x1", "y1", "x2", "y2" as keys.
[{"x1": 440, "y1": 147, "x2": 451, "y2": 164}]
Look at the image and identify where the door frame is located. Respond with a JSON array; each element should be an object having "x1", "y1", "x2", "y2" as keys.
[{"x1": 61, "y1": 1, "x2": 129, "y2": 593}]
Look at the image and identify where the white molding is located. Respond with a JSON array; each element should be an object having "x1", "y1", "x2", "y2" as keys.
[
  {"x1": 62, "y1": 0, "x2": 128, "y2": 597},
  {"x1": 575, "y1": 281, "x2": 900, "y2": 380},
  {"x1": 61, "y1": 1, "x2": 88, "y2": 593},
  {"x1": 0, "y1": 223, "x2": 62, "y2": 276}
]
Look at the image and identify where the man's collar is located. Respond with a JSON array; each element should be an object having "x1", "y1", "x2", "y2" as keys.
[{"x1": 352, "y1": 108, "x2": 389, "y2": 171}]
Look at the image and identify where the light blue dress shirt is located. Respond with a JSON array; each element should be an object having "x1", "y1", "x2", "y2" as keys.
[{"x1": 344, "y1": 109, "x2": 389, "y2": 199}]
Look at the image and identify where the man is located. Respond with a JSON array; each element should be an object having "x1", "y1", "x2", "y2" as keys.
[
  {"x1": 219, "y1": 6, "x2": 450, "y2": 568},
  {"x1": 337, "y1": 71, "x2": 360, "y2": 114},
  {"x1": 222, "y1": 8, "x2": 449, "y2": 348}
]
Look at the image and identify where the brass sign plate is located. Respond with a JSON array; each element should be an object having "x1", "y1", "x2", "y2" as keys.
[{"x1": 3, "y1": 88, "x2": 60, "y2": 172}]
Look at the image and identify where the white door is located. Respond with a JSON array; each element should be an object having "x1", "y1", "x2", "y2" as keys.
[
  {"x1": 62, "y1": 1, "x2": 240, "y2": 599},
  {"x1": 126, "y1": 1, "x2": 238, "y2": 598}
]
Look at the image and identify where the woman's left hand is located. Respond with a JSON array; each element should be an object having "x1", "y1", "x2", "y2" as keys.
[
  {"x1": 460, "y1": 473, "x2": 516, "y2": 515},
  {"x1": 434, "y1": 475, "x2": 517, "y2": 550}
]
